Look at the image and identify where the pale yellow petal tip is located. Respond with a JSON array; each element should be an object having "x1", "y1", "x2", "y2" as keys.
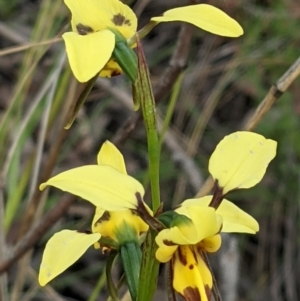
[
  {"x1": 151, "y1": 4, "x2": 244, "y2": 38},
  {"x1": 39, "y1": 182, "x2": 47, "y2": 191},
  {"x1": 251, "y1": 219, "x2": 259, "y2": 233},
  {"x1": 38, "y1": 275, "x2": 48, "y2": 287}
]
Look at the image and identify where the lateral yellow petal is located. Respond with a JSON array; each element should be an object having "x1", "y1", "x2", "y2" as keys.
[
  {"x1": 198, "y1": 234, "x2": 222, "y2": 253},
  {"x1": 65, "y1": 0, "x2": 137, "y2": 39},
  {"x1": 182, "y1": 196, "x2": 259, "y2": 234},
  {"x1": 62, "y1": 30, "x2": 115, "y2": 82},
  {"x1": 209, "y1": 131, "x2": 277, "y2": 194},
  {"x1": 39, "y1": 230, "x2": 100, "y2": 286},
  {"x1": 155, "y1": 226, "x2": 192, "y2": 263},
  {"x1": 151, "y1": 4, "x2": 243, "y2": 37},
  {"x1": 40, "y1": 165, "x2": 145, "y2": 211},
  {"x1": 173, "y1": 246, "x2": 212, "y2": 301},
  {"x1": 217, "y1": 200, "x2": 259, "y2": 233},
  {"x1": 97, "y1": 141, "x2": 127, "y2": 174},
  {"x1": 155, "y1": 243, "x2": 178, "y2": 263}
]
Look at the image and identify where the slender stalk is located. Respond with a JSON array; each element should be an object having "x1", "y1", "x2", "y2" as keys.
[
  {"x1": 135, "y1": 38, "x2": 161, "y2": 212},
  {"x1": 134, "y1": 38, "x2": 161, "y2": 301}
]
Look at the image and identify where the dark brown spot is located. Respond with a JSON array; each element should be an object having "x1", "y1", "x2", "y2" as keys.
[
  {"x1": 178, "y1": 247, "x2": 187, "y2": 266},
  {"x1": 191, "y1": 247, "x2": 198, "y2": 263},
  {"x1": 130, "y1": 209, "x2": 138, "y2": 216},
  {"x1": 77, "y1": 230, "x2": 92, "y2": 234},
  {"x1": 76, "y1": 23, "x2": 94, "y2": 35},
  {"x1": 112, "y1": 13, "x2": 132, "y2": 26},
  {"x1": 163, "y1": 239, "x2": 176, "y2": 246},
  {"x1": 111, "y1": 70, "x2": 122, "y2": 77},
  {"x1": 94, "y1": 211, "x2": 110, "y2": 227},
  {"x1": 209, "y1": 181, "x2": 224, "y2": 209},
  {"x1": 182, "y1": 286, "x2": 201, "y2": 301},
  {"x1": 205, "y1": 285, "x2": 212, "y2": 300},
  {"x1": 189, "y1": 264, "x2": 194, "y2": 269}
]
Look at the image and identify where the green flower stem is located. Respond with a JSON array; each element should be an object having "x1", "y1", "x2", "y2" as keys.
[
  {"x1": 135, "y1": 38, "x2": 161, "y2": 212},
  {"x1": 137, "y1": 229, "x2": 160, "y2": 301},
  {"x1": 134, "y1": 38, "x2": 161, "y2": 301},
  {"x1": 120, "y1": 241, "x2": 142, "y2": 301}
]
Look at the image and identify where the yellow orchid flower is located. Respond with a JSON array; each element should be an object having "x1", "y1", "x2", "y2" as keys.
[
  {"x1": 39, "y1": 141, "x2": 150, "y2": 286},
  {"x1": 209, "y1": 131, "x2": 277, "y2": 196},
  {"x1": 155, "y1": 197, "x2": 258, "y2": 301},
  {"x1": 62, "y1": 0, "x2": 243, "y2": 82},
  {"x1": 156, "y1": 205, "x2": 222, "y2": 301},
  {"x1": 155, "y1": 131, "x2": 276, "y2": 301}
]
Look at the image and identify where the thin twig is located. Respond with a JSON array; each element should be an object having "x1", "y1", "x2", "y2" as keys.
[{"x1": 0, "y1": 37, "x2": 62, "y2": 57}]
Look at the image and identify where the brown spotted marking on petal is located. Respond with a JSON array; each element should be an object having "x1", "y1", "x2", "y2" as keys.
[
  {"x1": 112, "y1": 13, "x2": 132, "y2": 27},
  {"x1": 178, "y1": 246, "x2": 187, "y2": 266},
  {"x1": 76, "y1": 23, "x2": 94, "y2": 35},
  {"x1": 76, "y1": 230, "x2": 92, "y2": 234},
  {"x1": 111, "y1": 70, "x2": 122, "y2": 77},
  {"x1": 130, "y1": 209, "x2": 138, "y2": 216},
  {"x1": 191, "y1": 247, "x2": 199, "y2": 264},
  {"x1": 182, "y1": 286, "x2": 201, "y2": 301},
  {"x1": 94, "y1": 211, "x2": 110, "y2": 228},
  {"x1": 163, "y1": 239, "x2": 176, "y2": 246},
  {"x1": 196, "y1": 244, "x2": 203, "y2": 255},
  {"x1": 205, "y1": 285, "x2": 212, "y2": 301},
  {"x1": 189, "y1": 264, "x2": 194, "y2": 270}
]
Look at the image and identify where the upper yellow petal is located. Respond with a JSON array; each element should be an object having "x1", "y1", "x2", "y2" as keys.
[
  {"x1": 151, "y1": 4, "x2": 243, "y2": 37},
  {"x1": 173, "y1": 246, "x2": 212, "y2": 301},
  {"x1": 62, "y1": 30, "x2": 115, "y2": 82},
  {"x1": 65, "y1": 0, "x2": 137, "y2": 39},
  {"x1": 175, "y1": 206, "x2": 222, "y2": 243},
  {"x1": 208, "y1": 131, "x2": 277, "y2": 194},
  {"x1": 40, "y1": 165, "x2": 145, "y2": 211},
  {"x1": 182, "y1": 196, "x2": 259, "y2": 234},
  {"x1": 155, "y1": 206, "x2": 222, "y2": 263},
  {"x1": 39, "y1": 230, "x2": 100, "y2": 286},
  {"x1": 97, "y1": 141, "x2": 127, "y2": 174}
]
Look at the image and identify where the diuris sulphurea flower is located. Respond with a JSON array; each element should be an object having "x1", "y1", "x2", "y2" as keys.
[
  {"x1": 155, "y1": 131, "x2": 276, "y2": 301},
  {"x1": 62, "y1": 0, "x2": 243, "y2": 83},
  {"x1": 39, "y1": 141, "x2": 150, "y2": 291}
]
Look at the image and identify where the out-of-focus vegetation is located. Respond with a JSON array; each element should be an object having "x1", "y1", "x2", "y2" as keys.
[{"x1": 0, "y1": 0, "x2": 299, "y2": 300}]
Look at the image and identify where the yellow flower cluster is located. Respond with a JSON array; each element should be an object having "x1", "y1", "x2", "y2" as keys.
[{"x1": 39, "y1": 132, "x2": 276, "y2": 301}]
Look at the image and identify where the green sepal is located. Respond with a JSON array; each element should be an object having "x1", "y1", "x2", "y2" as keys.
[
  {"x1": 158, "y1": 211, "x2": 192, "y2": 228},
  {"x1": 120, "y1": 241, "x2": 142, "y2": 301},
  {"x1": 113, "y1": 41, "x2": 137, "y2": 84},
  {"x1": 110, "y1": 29, "x2": 137, "y2": 85}
]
